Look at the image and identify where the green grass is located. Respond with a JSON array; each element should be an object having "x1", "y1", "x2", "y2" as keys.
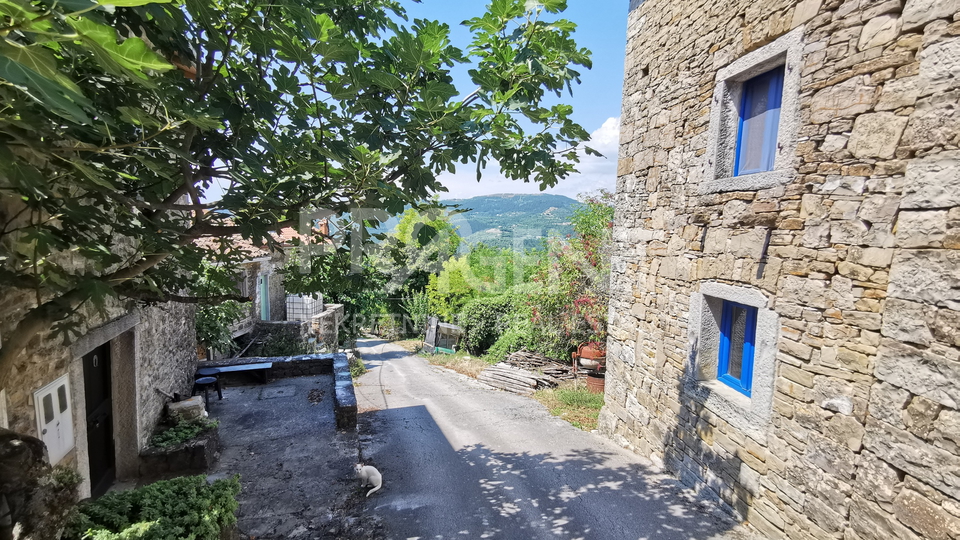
[
  {"x1": 420, "y1": 349, "x2": 495, "y2": 378},
  {"x1": 533, "y1": 381, "x2": 605, "y2": 430}
]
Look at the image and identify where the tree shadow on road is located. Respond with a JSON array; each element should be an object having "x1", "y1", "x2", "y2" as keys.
[
  {"x1": 449, "y1": 443, "x2": 745, "y2": 540},
  {"x1": 359, "y1": 403, "x2": 749, "y2": 540}
]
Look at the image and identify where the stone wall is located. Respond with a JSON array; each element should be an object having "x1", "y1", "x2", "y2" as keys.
[
  {"x1": 602, "y1": 0, "x2": 960, "y2": 538},
  {"x1": 0, "y1": 287, "x2": 197, "y2": 494},
  {"x1": 134, "y1": 302, "x2": 198, "y2": 451}
]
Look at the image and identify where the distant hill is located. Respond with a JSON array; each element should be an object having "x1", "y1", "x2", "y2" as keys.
[{"x1": 442, "y1": 193, "x2": 581, "y2": 250}]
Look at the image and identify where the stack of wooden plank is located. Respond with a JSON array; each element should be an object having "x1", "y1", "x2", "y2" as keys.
[
  {"x1": 502, "y1": 350, "x2": 579, "y2": 380},
  {"x1": 478, "y1": 362, "x2": 558, "y2": 395}
]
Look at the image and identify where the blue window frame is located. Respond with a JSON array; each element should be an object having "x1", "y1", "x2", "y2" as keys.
[
  {"x1": 734, "y1": 66, "x2": 785, "y2": 176},
  {"x1": 718, "y1": 300, "x2": 757, "y2": 396}
]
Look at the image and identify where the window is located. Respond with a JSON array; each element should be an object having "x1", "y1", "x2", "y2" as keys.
[
  {"x1": 34, "y1": 375, "x2": 74, "y2": 464},
  {"x1": 700, "y1": 26, "x2": 803, "y2": 194},
  {"x1": 717, "y1": 301, "x2": 758, "y2": 396},
  {"x1": 734, "y1": 67, "x2": 784, "y2": 177},
  {"x1": 686, "y1": 283, "x2": 778, "y2": 439}
]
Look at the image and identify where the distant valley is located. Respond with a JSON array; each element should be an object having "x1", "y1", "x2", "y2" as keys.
[{"x1": 443, "y1": 193, "x2": 581, "y2": 250}]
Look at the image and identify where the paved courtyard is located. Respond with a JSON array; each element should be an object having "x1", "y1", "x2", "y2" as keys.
[{"x1": 207, "y1": 372, "x2": 382, "y2": 539}]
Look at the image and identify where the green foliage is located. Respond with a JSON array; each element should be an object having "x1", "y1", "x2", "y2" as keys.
[
  {"x1": 149, "y1": 414, "x2": 218, "y2": 449},
  {"x1": 45, "y1": 465, "x2": 83, "y2": 490},
  {"x1": 555, "y1": 386, "x2": 605, "y2": 410},
  {"x1": 426, "y1": 257, "x2": 477, "y2": 322},
  {"x1": 457, "y1": 294, "x2": 516, "y2": 355},
  {"x1": 484, "y1": 317, "x2": 534, "y2": 362},
  {"x1": 63, "y1": 475, "x2": 240, "y2": 540},
  {"x1": 193, "y1": 262, "x2": 248, "y2": 356},
  {"x1": 349, "y1": 355, "x2": 367, "y2": 380},
  {"x1": 525, "y1": 195, "x2": 614, "y2": 357},
  {"x1": 400, "y1": 289, "x2": 430, "y2": 338},
  {"x1": 370, "y1": 206, "x2": 462, "y2": 294},
  {"x1": 0, "y1": 0, "x2": 595, "y2": 386}
]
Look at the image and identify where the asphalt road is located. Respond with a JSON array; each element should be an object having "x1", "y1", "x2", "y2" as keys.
[{"x1": 353, "y1": 339, "x2": 761, "y2": 540}]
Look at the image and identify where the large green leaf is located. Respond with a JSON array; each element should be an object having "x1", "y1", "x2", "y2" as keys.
[
  {"x1": 0, "y1": 56, "x2": 91, "y2": 123},
  {"x1": 0, "y1": 40, "x2": 84, "y2": 95},
  {"x1": 69, "y1": 17, "x2": 173, "y2": 80},
  {"x1": 98, "y1": 0, "x2": 171, "y2": 6}
]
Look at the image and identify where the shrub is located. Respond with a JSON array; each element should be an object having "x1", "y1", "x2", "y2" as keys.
[
  {"x1": 400, "y1": 289, "x2": 431, "y2": 338},
  {"x1": 349, "y1": 355, "x2": 367, "y2": 379},
  {"x1": 484, "y1": 318, "x2": 534, "y2": 362},
  {"x1": 64, "y1": 475, "x2": 241, "y2": 540},
  {"x1": 150, "y1": 414, "x2": 218, "y2": 449},
  {"x1": 457, "y1": 295, "x2": 516, "y2": 355}
]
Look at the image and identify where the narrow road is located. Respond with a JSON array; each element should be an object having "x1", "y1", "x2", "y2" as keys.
[{"x1": 353, "y1": 339, "x2": 760, "y2": 540}]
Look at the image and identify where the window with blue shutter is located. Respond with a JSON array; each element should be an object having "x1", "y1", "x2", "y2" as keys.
[
  {"x1": 734, "y1": 66, "x2": 785, "y2": 176},
  {"x1": 718, "y1": 300, "x2": 758, "y2": 396}
]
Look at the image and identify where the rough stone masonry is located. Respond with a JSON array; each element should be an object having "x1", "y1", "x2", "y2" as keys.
[{"x1": 601, "y1": 0, "x2": 960, "y2": 539}]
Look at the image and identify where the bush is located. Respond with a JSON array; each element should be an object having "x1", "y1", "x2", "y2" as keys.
[
  {"x1": 457, "y1": 295, "x2": 516, "y2": 355},
  {"x1": 349, "y1": 355, "x2": 367, "y2": 379},
  {"x1": 484, "y1": 318, "x2": 534, "y2": 362},
  {"x1": 64, "y1": 475, "x2": 241, "y2": 540},
  {"x1": 149, "y1": 414, "x2": 218, "y2": 449}
]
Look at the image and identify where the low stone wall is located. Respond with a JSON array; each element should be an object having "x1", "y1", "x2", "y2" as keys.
[
  {"x1": 138, "y1": 428, "x2": 219, "y2": 479},
  {"x1": 200, "y1": 353, "x2": 356, "y2": 431},
  {"x1": 332, "y1": 354, "x2": 357, "y2": 431}
]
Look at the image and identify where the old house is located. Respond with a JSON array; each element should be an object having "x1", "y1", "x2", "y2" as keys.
[
  {"x1": 602, "y1": 0, "x2": 959, "y2": 538},
  {"x1": 0, "y1": 293, "x2": 197, "y2": 499}
]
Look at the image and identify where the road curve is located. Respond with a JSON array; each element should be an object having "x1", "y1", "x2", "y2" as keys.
[{"x1": 353, "y1": 339, "x2": 760, "y2": 540}]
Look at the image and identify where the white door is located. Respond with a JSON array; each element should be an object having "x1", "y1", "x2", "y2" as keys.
[{"x1": 34, "y1": 375, "x2": 74, "y2": 464}]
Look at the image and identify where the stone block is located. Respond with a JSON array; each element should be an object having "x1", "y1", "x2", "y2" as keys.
[
  {"x1": 902, "y1": 151, "x2": 960, "y2": 209},
  {"x1": 858, "y1": 195, "x2": 900, "y2": 224},
  {"x1": 893, "y1": 489, "x2": 960, "y2": 540},
  {"x1": 824, "y1": 414, "x2": 866, "y2": 451},
  {"x1": 876, "y1": 339, "x2": 960, "y2": 408},
  {"x1": 863, "y1": 417, "x2": 960, "y2": 499},
  {"x1": 791, "y1": 0, "x2": 823, "y2": 28},
  {"x1": 848, "y1": 112, "x2": 908, "y2": 159},
  {"x1": 881, "y1": 298, "x2": 934, "y2": 346},
  {"x1": 868, "y1": 382, "x2": 911, "y2": 426},
  {"x1": 931, "y1": 308, "x2": 960, "y2": 347},
  {"x1": 918, "y1": 36, "x2": 960, "y2": 96},
  {"x1": 850, "y1": 494, "x2": 922, "y2": 540},
  {"x1": 167, "y1": 396, "x2": 206, "y2": 420},
  {"x1": 877, "y1": 76, "x2": 920, "y2": 111},
  {"x1": 902, "y1": 395, "x2": 943, "y2": 439},
  {"x1": 931, "y1": 409, "x2": 960, "y2": 453},
  {"x1": 837, "y1": 261, "x2": 873, "y2": 281},
  {"x1": 804, "y1": 494, "x2": 847, "y2": 533},
  {"x1": 902, "y1": 0, "x2": 959, "y2": 32},
  {"x1": 888, "y1": 250, "x2": 960, "y2": 311},
  {"x1": 847, "y1": 247, "x2": 894, "y2": 268},
  {"x1": 896, "y1": 210, "x2": 948, "y2": 248},
  {"x1": 858, "y1": 15, "x2": 902, "y2": 51},
  {"x1": 805, "y1": 432, "x2": 857, "y2": 479},
  {"x1": 809, "y1": 78, "x2": 876, "y2": 124},
  {"x1": 842, "y1": 311, "x2": 882, "y2": 331},
  {"x1": 855, "y1": 451, "x2": 902, "y2": 506}
]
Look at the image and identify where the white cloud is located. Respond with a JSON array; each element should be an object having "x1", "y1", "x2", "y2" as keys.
[{"x1": 439, "y1": 116, "x2": 620, "y2": 200}]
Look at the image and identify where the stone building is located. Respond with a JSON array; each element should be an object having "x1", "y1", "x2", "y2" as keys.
[
  {"x1": 601, "y1": 0, "x2": 960, "y2": 538},
  {"x1": 0, "y1": 293, "x2": 197, "y2": 499}
]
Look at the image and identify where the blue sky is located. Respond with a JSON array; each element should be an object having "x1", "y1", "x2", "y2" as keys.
[{"x1": 404, "y1": 0, "x2": 628, "y2": 200}]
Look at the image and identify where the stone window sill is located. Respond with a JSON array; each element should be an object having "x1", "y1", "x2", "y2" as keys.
[{"x1": 699, "y1": 168, "x2": 795, "y2": 195}]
